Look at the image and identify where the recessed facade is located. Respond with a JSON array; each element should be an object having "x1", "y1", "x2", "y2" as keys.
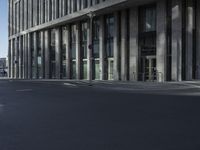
[{"x1": 8, "y1": 0, "x2": 200, "y2": 82}]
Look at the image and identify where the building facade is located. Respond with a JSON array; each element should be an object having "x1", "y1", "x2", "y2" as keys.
[
  {"x1": 8, "y1": 0, "x2": 200, "y2": 82},
  {"x1": 0, "y1": 58, "x2": 8, "y2": 77}
]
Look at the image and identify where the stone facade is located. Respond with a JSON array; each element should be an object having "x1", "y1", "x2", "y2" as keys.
[{"x1": 8, "y1": 0, "x2": 200, "y2": 82}]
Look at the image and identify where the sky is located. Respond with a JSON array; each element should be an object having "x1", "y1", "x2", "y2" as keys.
[{"x1": 0, "y1": 0, "x2": 8, "y2": 58}]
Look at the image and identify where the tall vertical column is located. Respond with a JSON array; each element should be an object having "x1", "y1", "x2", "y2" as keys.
[
  {"x1": 87, "y1": 0, "x2": 91, "y2": 7},
  {"x1": 45, "y1": 0, "x2": 48, "y2": 22},
  {"x1": 76, "y1": 23, "x2": 81, "y2": 80},
  {"x1": 10, "y1": 40, "x2": 14, "y2": 78},
  {"x1": 65, "y1": 26, "x2": 71, "y2": 79},
  {"x1": 77, "y1": 0, "x2": 81, "y2": 11},
  {"x1": 196, "y1": 0, "x2": 200, "y2": 79},
  {"x1": 40, "y1": 0, "x2": 43, "y2": 23},
  {"x1": 53, "y1": 0, "x2": 56, "y2": 19},
  {"x1": 9, "y1": 0, "x2": 12, "y2": 34},
  {"x1": 113, "y1": 12, "x2": 120, "y2": 81},
  {"x1": 157, "y1": 0, "x2": 167, "y2": 82},
  {"x1": 19, "y1": 36, "x2": 22, "y2": 78},
  {"x1": 129, "y1": 7, "x2": 138, "y2": 81},
  {"x1": 171, "y1": 0, "x2": 182, "y2": 81},
  {"x1": 121, "y1": 10, "x2": 128, "y2": 81},
  {"x1": 20, "y1": 0, "x2": 24, "y2": 32},
  {"x1": 71, "y1": 0, "x2": 74, "y2": 12},
  {"x1": 186, "y1": 0, "x2": 194, "y2": 80},
  {"x1": 99, "y1": 16, "x2": 105, "y2": 80},
  {"x1": 8, "y1": 40, "x2": 11, "y2": 78},
  {"x1": 27, "y1": 33, "x2": 32, "y2": 79},
  {"x1": 28, "y1": 0, "x2": 33, "y2": 28},
  {"x1": 15, "y1": 38, "x2": 19, "y2": 79},
  {"x1": 16, "y1": 2, "x2": 20, "y2": 33},
  {"x1": 13, "y1": 2, "x2": 16, "y2": 34},
  {"x1": 23, "y1": 35, "x2": 26, "y2": 78},
  {"x1": 55, "y1": 28, "x2": 61, "y2": 79},
  {"x1": 40, "y1": 31, "x2": 45, "y2": 78},
  {"x1": 87, "y1": 20, "x2": 92, "y2": 80},
  {"x1": 44, "y1": 30, "x2": 50, "y2": 79},
  {"x1": 81, "y1": 0, "x2": 84, "y2": 9},
  {"x1": 56, "y1": 0, "x2": 59, "y2": 18},
  {"x1": 68, "y1": 0, "x2": 71, "y2": 14},
  {"x1": 33, "y1": 32, "x2": 38, "y2": 79},
  {"x1": 63, "y1": 0, "x2": 67, "y2": 16},
  {"x1": 24, "y1": 0, "x2": 27, "y2": 30},
  {"x1": 59, "y1": 0, "x2": 62, "y2": 17}
]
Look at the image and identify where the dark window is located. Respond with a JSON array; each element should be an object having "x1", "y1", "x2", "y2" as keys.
[
  {"x1": 105, "y1": 15, "x2": 114, "y2": 58},
  {"x1": 93, "y1": 18, "x2": 100, "y2": 58}
]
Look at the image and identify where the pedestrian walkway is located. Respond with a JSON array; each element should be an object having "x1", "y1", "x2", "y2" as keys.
[{"x1": 3, "y1": 78, "x2": 200, "y2": 92}]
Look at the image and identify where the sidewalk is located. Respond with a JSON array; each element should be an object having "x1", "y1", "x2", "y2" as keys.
[{"x1": 4, "y1": 78, "x2": 200, "y2": 91}]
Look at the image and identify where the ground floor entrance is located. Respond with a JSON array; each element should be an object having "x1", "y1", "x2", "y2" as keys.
[{"x1": 140, "y1": 56, "x2": 157, "y2": 82}]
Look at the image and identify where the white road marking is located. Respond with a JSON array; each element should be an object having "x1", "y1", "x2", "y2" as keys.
[
  {"x1": 16, "y1": 89, "x2": 33, "y2": 92},
  {"x1": 63, "y1": 83, "x2": 77, "y2": 87}
]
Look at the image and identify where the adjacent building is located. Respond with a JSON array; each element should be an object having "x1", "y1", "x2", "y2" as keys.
[
  {"x1": 8, "y1": 0, "x2": 200, "y2": 82},
  {"x1": 0, "y1": 58, "x2": 8, "y2": 77}
]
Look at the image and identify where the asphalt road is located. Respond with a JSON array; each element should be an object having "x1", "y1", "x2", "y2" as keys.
[{"x1": 0, "y1": 80, "x2": 200, "y2": 150}]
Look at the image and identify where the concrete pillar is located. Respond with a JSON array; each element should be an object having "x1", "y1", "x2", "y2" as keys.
[
  {"x1": 19, "y1": 36, "x2": 22, "y2": 78},
  {"x1": 65, "y1": 26, "x2": 71, "y2": 79},
  {"x1": 41, "y1": 0, "x2": 44, "y2": 24},
  {"x1": 68, "y1": 0, "x2": 71, "y2": 14},
  {"x1": 76, "y1": 23, "x2": 81, "y2": 80},
  {"x1": 77, "y1": 0, "x2": 81, "y2": 11},
  {"x1": 8, "y1": 40, "x2": 11, "y2": 78},
  {"x1": 15, "y1": 38, "x2": 19, "y2": 78},
  {"x1": 9, "y1": 0, "x2": 12, "y2": 36},
  {"x1": 45, "y1": 0, "x2": 48, "y2": 22},
  {"x1": 20, "y1": 0, "x2": 24, "y2": 32},
  {"x1": 87, "y1": 20, "x2": 93, "y2": 80},
  {"x1": 28, "y1": 0, "x2": 33, "y2": 28},
  {"x1": 22, "y1": 35, "x2": 25, "y2": 78},
  {"x1": 24, "y1": 0, "x2": 28, "y2": 29},
  {"x1": 55, "y1": 28, "x2": 61, "y2": 79},
  {"x1": 33, "y1": 0, "x2": 38, "y2": 26},
  {"x1": 13, "y1": 2, "x2": 16, "y2": 34},
  {"x1": 171, "y1": 0, "x2": 182, "y2": 81},
  {"x1": 10, "y1": 40, "x2": 14, "y2": 78},
  {"x1": 59, "y1": 0, "x2": 62, "y2": 17},
  {"x1": 40, "y1": 31, "x2": 45, "y2": 79},
  {"x1": 33, "y1": 32, "x2": 38, "y2": 79},
  {"x1": 88, "y1": 0, "x2": 91, "y2": 7},
  {"x1": 99, "y1": 16, "x2": 105, "y2": 80},
  {"x1": 55, "y1": 0, "x2": 59, "y2": 18},
  {"x1": 71, "y1": 0, "x2": 74, "y2": 12},
  {"x1": 63, "y1": 0, "x2": 67, "y2": 15},
  {"x1": 196, "y1": 0, "x2": 200, "y2": 79},
  {"x1": 157, "y1": 0, "x2": 167, "y2": 82},
  {"x1": 17, "y1": 2, "x2": 20, "y2": 33},
  {"x1": 81, "y1": 0, "x2": 84, "y2": 9},
  {"x1": 27, "y1": 33, "x2": 32, "y2": 79},
  {"x1": 44, "y1": 30, "x2": 50, "y2": 79},
  {"x1": 129, "y1": 7, "x2": 138, "y2": 81},
  {"x1": 185, "y1": 0, "x2": 194, "y2": 80},
  {"x1": 113, "y1": 12, "x2": 120, "y2": 81},
  {"x1": 121, "y1": 10, "x2": 128, "y2": 81},
  {"x1": 23, "y1": 35, "x2": 28, "y2": 79}
]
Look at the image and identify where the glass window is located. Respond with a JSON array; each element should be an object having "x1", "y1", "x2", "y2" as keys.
[
  {"x1": 71, "y1": 25, "x2": 76, "y2": 59},
  {"x1": 81, "y1": 22, "x2": 88, "y2": 59},
  {"x1": 61, "y1": 27, "x2": 67, "y2": 78},
  {"x1": 93, "y1": 19, "x2": 100, "y2": 58},
  {"x1": 50, "y1": 29, "x2": 56, "y2": 79},
  {"x1": 141, "y1": 6, "x2": 156, "y2": 32},
  {"x1": 105, "y1": 15, "x2": 114, "y2": 58},
  {"x1": 37, "y1": 32, "x2": 42, "y2": 78}
]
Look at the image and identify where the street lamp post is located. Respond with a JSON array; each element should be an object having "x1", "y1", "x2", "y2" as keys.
[{"x1": 87, "y1": 12, "x2": 95, "y2": 86}]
